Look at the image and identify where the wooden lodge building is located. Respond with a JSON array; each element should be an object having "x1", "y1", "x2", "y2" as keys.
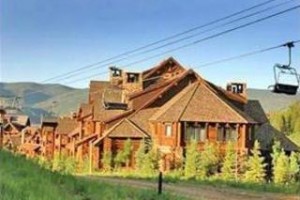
[
  {"x1": 1, "y1": 57, "x2": 298, "y2": 171},
  {"x1": 63, "y1": 57, "x2": 298, "y2": 170}
]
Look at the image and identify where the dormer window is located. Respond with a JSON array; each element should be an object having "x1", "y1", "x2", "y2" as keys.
[{"x1": 127, "y1": 73, "x2": 139, "y2": 83}]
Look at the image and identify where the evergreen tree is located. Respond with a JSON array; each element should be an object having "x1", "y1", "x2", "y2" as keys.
[
  {"x1": 102, "y1": 151, "x2": 113, "y2": 172},
  {"x1": 221, "y1": 142, "x2": 236, "y2": 181},
  {"x1": 141, "y1": 148, "x2": 158, "y2": 176},
  {"x1": 135, "y1": 140, "x2": 146, "y2": 171},
  {"x1": 244, "y1": 141, "x2": 266, "y2": 183},
  {"x1": 271, "y1": 141, "x2": 281, "y2": 167},
  {"x1": 184, "y1": 140, "x2": 200, "y2": 179},
  {"x1": 273, "y1": 150, "x2": 289, "y2": 184},
  {"x1": 123, "y1": 139, "x2": 132, "y2": 167},
  {"x1": 113, "y1": 139, "x2": 132, "y2": 168},
  {"x1": 289, "y1": 152, "x2": 300, "y2": 183},
  {"x1": 197, "y1": 141, "x2": 219, "y2": 179}
]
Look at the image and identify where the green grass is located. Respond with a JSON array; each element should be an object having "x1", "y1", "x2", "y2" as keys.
[{"x1": 0, "y1": 150, "x2": 185, "y2": 200}]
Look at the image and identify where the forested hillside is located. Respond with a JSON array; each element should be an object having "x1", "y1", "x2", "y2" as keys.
[{"x1": 270, "y1": 101, "x2": 300, "y2": 146}]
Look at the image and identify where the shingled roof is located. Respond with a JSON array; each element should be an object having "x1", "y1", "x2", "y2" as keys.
[
  {"x1": 94, "y1": 119, "x2": 149, "y2": 145},
  {"x1": 150, "y1": 81, "x2": 256, "y2": 123},
  {"x1": 255, "y1": 123, "x2": 300, "y2": 152},
  {"x1": 142, "y1": 57, "x2": 185, "y2": 79},
  {"x1": 243, "y1": 100, "x2": 268, "y2": 124},
  {"x1": 87, "y1": 80, "x2": 129, "y2": 122},
  {"x1": 79, "y1": 103, "x2": 93, "y2": 118},
  {"x1": 56, "y1": 117, "x2": 78, "y2": 135}
]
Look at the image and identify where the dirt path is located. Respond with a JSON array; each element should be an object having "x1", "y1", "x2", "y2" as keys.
[{"x1": 85, "y1": 176, "x2": 299, "y2": 200}]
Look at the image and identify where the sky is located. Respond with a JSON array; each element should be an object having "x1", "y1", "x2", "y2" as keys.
[{"x1": 1, "y1": 0, "x2": 300, "y2": 89}]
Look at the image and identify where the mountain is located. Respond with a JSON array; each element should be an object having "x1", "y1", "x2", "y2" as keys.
[
  {"x1": 0, "y1": 82, "x2": 88, "y2": 123},
  {"x1": 0, "y1": 82, "x2": 299, "y2": 123},
  {"x1": 247, "y1": 89, "x2": 300, "y2": 113}
]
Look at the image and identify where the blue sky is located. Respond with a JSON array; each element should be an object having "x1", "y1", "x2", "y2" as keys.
[{"x1": 1, "y1": 0, "x2": 300, "y2": 89}]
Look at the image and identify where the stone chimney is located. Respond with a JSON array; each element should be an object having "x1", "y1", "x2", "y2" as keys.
[{"x1": 226, "y1": 82, "x2": 247, "y2": 99}]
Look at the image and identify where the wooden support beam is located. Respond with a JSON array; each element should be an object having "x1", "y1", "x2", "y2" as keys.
[{"x1": 89, "y1": 141, "x2": 93, "y2": 175}]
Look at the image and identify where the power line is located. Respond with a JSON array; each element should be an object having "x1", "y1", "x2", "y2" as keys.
[
  {"x1": 63, "y1": 5, "x2": 300, "y2": 84},
  {"x1": 38, "y1": 40, "x2": 300, "y2": 104},
  {"x1": 42, "y1": 0, "x2": 279, "y2": 83},
  {"x1": 143, "y1": 40, "x2": 300, "y2": 82},
  {"x1": 51, "y1": 0, "x2": 295, "y2": 83},
  {"x1": 19, "y1": 5, "x2": 300, "y2": 99}
]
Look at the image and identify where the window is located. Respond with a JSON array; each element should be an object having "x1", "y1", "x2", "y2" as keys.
[
  {"x1": 127, "y1": 73, "x2": 139, "y2": 83},
  {"x1": 248, "y1": 126, "x2": 255, "y2": 141},
  {"x1": 217, "y1": 125, "x2": 237, "y2": 142},
  {"x1": 165, "y1": 123, "x2": 172, "y2": 137},
  {"x1": 185, "y1": 123, "x2": 207, "y2": 142}
]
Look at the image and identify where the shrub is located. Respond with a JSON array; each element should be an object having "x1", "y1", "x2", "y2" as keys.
[
  {"x1": 102, "y1": 151, "x2": 113, "y2": 172},
  {"x1": 114, "y1": 139, "x2": 133, "y2": 169},
  {"x1": 221, "y1": 142, "x2": 236, "y2": 181},
  {"x1": 244, "y1": 141, "x2": 266, "y2": 183},
  {"x1": 184, "y1": 140, "x2": 200, "y2": 179},
  {"x1": 196, "y1": 141, "x2": 220, "y2": 179},
  {"x1": 135, "y1": 140, "x2": 146, "y2": 171},
  {"x1": 273, "y1": 150, "x2": 289, "y2": 184},
  {"x1": 289, "y1": 152, "x2": 300, "y2": 183}
]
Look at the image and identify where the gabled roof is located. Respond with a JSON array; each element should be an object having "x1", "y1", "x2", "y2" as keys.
[
  {"x1": 56, "y1": 117, "x2": 78, "y2": 135},
  {"x1": 41, "y1": 116, "x2": 58, "y2": 124},
  {"x1": 142, "y1": 57, "x2": 185, "y2": 79},
  {"x1": 256, "y1": 123, "x2": 300, "y2": 152},
  {"x1": 108, "y1": 119, "x2": 149, "y2": 138},
  {"x1": 79, "y1": 103, "x2": 93, "y2": 118},
  {"x1": 150, "y1": 81, "x2": 256, "y2": 123},
  {"x1": 94, "y1": 119, "x2": 149, "y2": 146},
  {"x1": 6, "y1": 114, "x2": 30, "y2": 127}
]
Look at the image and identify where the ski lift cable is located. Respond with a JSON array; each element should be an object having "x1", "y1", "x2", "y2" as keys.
[
  {"x1": 42, "y1": 0, "x2": 280, "y2": 83},
  {"x1": 19, "y1": 5, "x2": 300, "y2": 99},
  {"x1": 46, "y1": 0, "x2": 296, "y2": 83}
]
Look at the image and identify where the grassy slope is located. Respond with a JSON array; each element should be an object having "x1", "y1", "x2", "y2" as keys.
[{"x1": 0, "y1": 150, "x2": 185, "y2": 200}]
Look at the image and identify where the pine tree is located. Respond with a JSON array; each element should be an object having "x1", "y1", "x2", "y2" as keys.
[
  {"x1": 135, "y1": 140, "x2": 146, "y2": 171},
  {"x1": 123, "y1": 139, "x2": 132, "y2": 167},
  {"x1": 102, "y1": 151, "x2": 113, "y2": 172},
  {"x1": 289, "y1": 152, "x2": 300, "y2": 183},
  {"x1": 221, "y1": 142, "x2": 236, "y2": 181},
  {"x1": 184, "y1": 140, "x2": 200, "y2": 179},
  {"x1": 271, "y1": 141, "x2": 281, "y2": 167},
  {"x1": 273, "y1": 150, "x2": 289, "y2": 184},
  {"x1": 114, "y1": 139, "x2": 132, "y2": 169},
  {"x1": 197, "y1": 141, "x2": 219, "y2": 179},
  {"x1": 244, "y1": 141, "x2": 266, "y2": 183}
]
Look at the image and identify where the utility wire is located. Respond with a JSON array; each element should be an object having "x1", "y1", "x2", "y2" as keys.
[
  {"x1": 63, "y1": 5, "x2": 300, "y2": 84},
  {"x1": 51, "y1": 0, "x2": 295, "y2": 83},
  {"x1": 35, "y1": 39, "x2": 300, "y2": 104},
  {"x1": 19, "y1": 5, "x2": 300, "y2": 99},
  {"x1": 42, "y1": 0, "x2": 279, "y2": 83}
]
